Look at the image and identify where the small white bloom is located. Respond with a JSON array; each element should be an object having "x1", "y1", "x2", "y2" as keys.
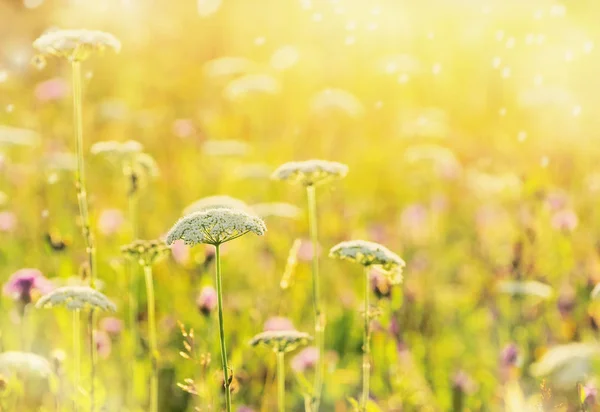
[
  {"x1": 166, "y1": 208, "x2": 266, "y2": 246},
  {"x1": 183, "y1": 195, "x2": 249, "y2": 216},
  {"x1": 36, "y1": 286, "x2": 116, "y2": 312},
  {"x1": 310, "y1": 88, "x2": 364, "y2": 117},
  {"x1": 329, "y1": 240, "x2": 405, "y2": 283},
  {"x1": 203, "y1": 56, "x2": 255, "y2": 78},
  {"x1": 498, "y1": 280, "x2": 553, "y2": 299},
  {"x1": 90, "y1": 140, "x2": 143, "y2": 157},
  {"x1": 0, "y1": 125, "x2": 39, "y2": 147},
  {"x1": 0, "y1": 351, "x2": 52, "y2": 378},
  {"x1": 530, "y1": 343, "x2": 600, "y2": 389},
  {"x1": 33, "y1": 29, "x2": 121, "y2": 62},
  {"x1": 121, "y1": 239, "x2": 170, "y2": 267},
  {"x1": 224, "y1": 74, "x2": 280, "y2": 101},
  {"x1": 251, "y1": 202, "x2": 302, "y2": 219},
  {"x1": 249, "y1": 330, "x2": 312, "y2": 353},
  {"x1": 202, "y1": 139, "x2": 250, "y2": 157},
  {"x1": 272, "y1": 159, "x2": 348, "y2": 187}
]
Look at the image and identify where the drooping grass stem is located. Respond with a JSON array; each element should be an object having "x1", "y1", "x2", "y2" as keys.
[
  {"x1": 144, "y1": 265, "x2": 158, "y2": 412},
  {"x1": 306, "y1": 185, "x2": 324, "y2": 411},
  {"x1": 362, "y1": 267, "x2": 371, "y2": 411},
  {"x1": 277, "y1": 351, "x2": 285, "y2": 412},
  {"x1": 214, "y1": 244, "x2": 232, "y2": 412}
]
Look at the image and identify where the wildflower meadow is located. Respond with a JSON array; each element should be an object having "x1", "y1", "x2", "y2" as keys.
[{"x1": 2, "y1": 0, "x2": 600, "y2": 411}]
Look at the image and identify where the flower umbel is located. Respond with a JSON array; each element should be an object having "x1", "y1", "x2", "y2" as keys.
[
  {"x1": 272, "y1": 159, "x2": 348, "y2": 187},
  {"x1": 36, "y1": 286, "x2": 116, "y2": 312},
  {"x1": 329, "y1": 240, "x2": 405, "y2": 283},
  {"x1": 166, "y1": 208, "x2": 266, "y2": 246},
  {"x1": 33, "y1": 29, "x2": 121, "y2": 62},
  {"x1": 249, "y1": 330, "x2": 312, "y2": 353},
  {"x1": 121, "y1": 239, "x2": 170, "y2": 267}
]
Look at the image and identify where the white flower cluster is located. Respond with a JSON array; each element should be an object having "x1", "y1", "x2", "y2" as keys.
[
  {"x1": 91, "y1": 140, "x2": 143, "y2": 157},
  {"x1": 183, "y1": 195, "x2": 249, "y2": 216},
  {"x1": 203, "y1": 139, "x2": 250, "y2": 157},
  {"x1": 498, "y1": 280, "x2": 553, "y2": 299},
  {"x1": 33, "y1": 29, "x2": 121, "y2": 62},
  {"x1": 249, "y1": 330, "x2": 312, "y2": 353},
  {"x1": 530, "y1": 343, "x2": 600, "y2": 389},
  {"x1": 0, "y1": 125, "x2": 40, "y2": 147},
  {"x1": 329, "y1": 240, "x2": 405, "y2": 283},
  {"x1": 203, "y1": 56, "x2": 255, "y2": 78},
  {"x1": 224, "y1": 74, "x2": 280, "y2": 101},
  {"x1": 166, "y1": 208, "x2": 266, "y2": 246},
  {"x1": 251, "y1": 202, "x2": 302, "y2": 219},
  {"x1": 310, "y1": 88, "x2": 364, "y2": 117},
  {"x1": 122, "y1": 239, "x2": 170, "y2": 267},
  {"x1": 0, "y1": 351, "x2": 52, "y2": 378},
  {"x1": 271, "y1": 159, "x2": 348, "y2": 187},
  {"x1": 36, "y1": 286, "x2": 116, "y2": 312}
]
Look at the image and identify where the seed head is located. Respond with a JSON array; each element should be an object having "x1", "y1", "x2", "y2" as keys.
[
  {"x1": 183, "y1": 195, "x2": 249, "y2": 216},
  {"x1": 36, "y1": 286, "x2": 116, "y2": 312},
  {"x1": 33, "y1": 29, "x2": 121, "y2": 62},
  {"x1": 329, "y1": 240, "x2": 405, "y2": 283},
  {"x1": 166, "y1": 208, "x2": 266, "y2": 246},
  {"x1": 121, "y1": 239, "x2": 170, "y2": 267},
  {"x1": 249, "y1": 330, "x2": 312, "y2": 353},
  {"x1": 272, "y1": 159, "x2": 348, "y2": 187}
]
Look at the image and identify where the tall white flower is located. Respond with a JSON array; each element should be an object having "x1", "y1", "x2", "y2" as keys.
[
  {"x1": 0, "y1": 352, "x2": 52, "y2": 378},
  {"x1": 36, "y1": 286, "x2": 116, "y2": 312},
  {"x1": 329, "y1": 240, "x2": 405, "y2": 282},
  {"x1": 272, "y1": 159, "x2": 348, "y2": 187},
  {"x1": 166, "y1": 208, "x2": 266, "y2": 246},
  {"x1": 250, "y1": 330, "x2": 312, "y2": 353},
  {"x1": 33, "y1": 29, "x2": 120, "y2": 62}
]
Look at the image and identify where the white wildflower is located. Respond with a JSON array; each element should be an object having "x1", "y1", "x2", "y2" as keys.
[
  {"x1": 224, "y1": 74, "x2": 280, "y2": 101},
  {"x1": 203, "y1": 56, "x2": 255, "y2": 78},
  {"x1": 0, "y1": 125, "x2": 40, "y2": 147},
  {"x1": 0, "y1": 352, "x2": 52, "y2": 378},
  {"x1": 233, "y1": 163, "x2": 272, "y2": 180},
  {"x1": 270, "y1": 45, "x2": 300, "y2": 71},
  {"x1": 121, "y1": 239, "x2": 170, "y2": 267},
  {"x1": 33, "y1": 29, "x2": 121, "y2": 62},
  {"x1": 530, "y1": 343, "x2": 600, "y2": 389},
  {"x1": 44, "y1": 151, "x2": 77, "y2": 171},
  {"x1": 166, "y1": 208, "x2": 266, "y2": 246},
  {"x1": 329, "y1": 240, "x2": 405, "y2": 283},
  {"x1": 498, "y1": 280, "x2": 553, "y2": 299},
  {"x1": 271, "y1": 159, "x2": 348, "y2": 187},
  {"x1": 310, "y1": 88, "x2": 364, "y2": 117},
  {"x1": 36, "y1": 286, "x2": 116, "y2": 312},
  {"x1": 183, "y1": 195, "x2": 249, "y2": 216},
  {"x1": 203, "y1": 139, "x2": 250, "y2": 157},
  {"x1": 251, "y1": 202, "x2": 302, "y2": 219},
  {"x1": 90, "y1": 140, "x2": 143, "y2": 157},
  {"x1": 249, "y1": 330, "x2": 312, "y2": 353}
]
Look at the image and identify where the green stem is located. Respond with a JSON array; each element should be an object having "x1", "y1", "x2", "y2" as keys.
[
  {"x1": 362, "y1": 267, "x2": 371, "y2": 411},
  {"x1": 215, "y1": 244, "x2": 232, "y2": 412},
  {"x1": 277, "y1": 351, "x2": 285, "y2": 412},
  {"x1": 89, "y1": 310, "x2": 96, "y2": 412},
  {"x1": 128, "y1": 193, "x2": 139, "y2": 407},
  {"x1": 144, "y1": 265, "x2": 158, "y2": 412},
  {"x1": 73, "y1": 310, "x2": 81, "y2": 402},
  {"x1": 307, "y1": 185, "x2": 324, "y2": 411},
  {"x1": 71, "y1": 61, "x2": 96, "y2": 289}
]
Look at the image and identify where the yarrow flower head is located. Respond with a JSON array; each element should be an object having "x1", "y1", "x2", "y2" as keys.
[
  {"x1": 36, "y1": 286, "x2": 116, "y2": 312},
  {"x1": 224, "y1": 73, "x2": 280, "y2": 101},
  {"x1": 166, "y1": 208, "x2": 266, "y2": 246},
  {"x1": 91, "y1": 140, "x2": 143, "y2": 159},
  {"x1": 121, "y1": 239, "x2": 170, "y2": 267},
  {"x1": 530, "y1": 343, "x2": 600, "y2": 389},
  {"x1": 249, "y1": 330, "x2": 312, "y2": 353},
  {"x1": 3, "y1": 268, "x2": 54, "y2": 305},
  {"x1": 0, "y1": 352, "x2": 52, "y2": 379},
  {"x1": 498, "y1": 280, "x2": 553, "y2": 300},
  {"x1": 272, "y1": 159, "x2": 348, "y2": 187},
  {"x1": 183, "y1": 195, "x2": 249, "y2": 216},
  {"x1": 33, "y1": 29, "x2": 121, "y2": 62},
  {"x1": 329, "y1": 240, "x2": 405, "y2": 284}
]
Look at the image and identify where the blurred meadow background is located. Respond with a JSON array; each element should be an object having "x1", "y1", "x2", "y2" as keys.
[{"x1": 2, "y1": 0, "x2": 600, "y2": 411}]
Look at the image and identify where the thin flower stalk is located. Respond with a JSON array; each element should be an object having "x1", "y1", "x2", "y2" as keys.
[
  {"x1": 73, "y1": 310, "x2": 81, "y2": 399},
  {"x1": 362, "y1": 267, "x2": 371, "y2": 410},
  {"x1": 128, "y1": 187, "x2": 139, "y2": 408},
  {"x1": 144, "y1": 265, "x2": 158, "y2": 412},
  {"x1": 215, "y1": 244, "x2": 232, "y2": 412},
  {"x1": 306, "y1": 185, "x2": 324, "y2": 412},
  {"x1": 277, "y1": 351, "x2": 285, "y2": 412}
]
